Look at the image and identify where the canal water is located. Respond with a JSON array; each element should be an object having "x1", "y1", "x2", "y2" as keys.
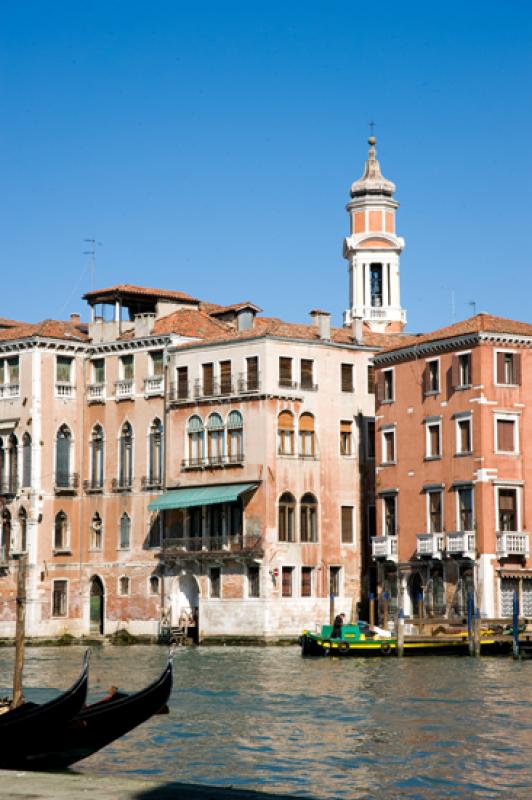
[{"x1": 1, "y1": 645, "x2": 531, "y2": 799}]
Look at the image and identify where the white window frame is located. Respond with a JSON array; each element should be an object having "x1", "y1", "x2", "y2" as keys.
[
  {"x1": 381, "y1": 424, "x2": 396, "y2": 465},
  {"x1": 426, "y1": 489, "x2": 444, "y2": 533},
  {"x1": 494, "y1": 348, "x2": 518, "y2": 387},
  {"x1": 382, "y1": 367, "x2": 395, "y2": 403},
  {"x1": 455, "y1": 484, "x2": 474, "y2": 531},
  {"x1": 454, "y1": 413, "x2": 472, "y2": 455},
  {"x1": 51, "y1": 578, "x2": 69, "y2": 617},
  {"x1": 425, "y1": 419, "x2": 442, "y2": 459},
  {"x1": 494, "y1": 412, "x2": 519, "y2": 455},
  {"x1": 425, "y1": 357, "x2": 440, "y2": 395},
  {"x1": 494, "y1": 484, "x2": 522, "y2": 532}
]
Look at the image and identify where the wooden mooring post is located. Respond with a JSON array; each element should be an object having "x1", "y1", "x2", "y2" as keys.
[
  {"x1": 329, "y1": 592, "x2": 335, "y2": 625},
  {"x1": 467, "y1": 591, "x2": 474, "y2": 656},
  {"x1": 396, "y1": 608, "x2": 405, "y2": 657},
  {"x1": 382, "y1": 592, "x2": 389, "y2": 630},
  {"x1": 369, "y1": 593, "x2": 375, "y2": 626},
  {"x1": 512, "y1": 591, "x2": 520, "y2": 660},
  {"x1": 473, "y1": 608, "x2": 481, "y2": 657},
  {"x1": 12, "y1": 554, "x2": 27, "y2": 709}
]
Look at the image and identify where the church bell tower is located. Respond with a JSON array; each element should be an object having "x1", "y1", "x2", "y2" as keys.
[{"x1": 343, "y1": 136, "x2": 406, "y2": 332}]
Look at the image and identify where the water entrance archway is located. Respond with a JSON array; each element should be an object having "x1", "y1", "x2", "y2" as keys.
[
  {"x1": 173, "y1": 573, "x2": 200, "y2": 642},
  {"x1": 90, "y1": 575, "x2": 105, "y2": 634}
]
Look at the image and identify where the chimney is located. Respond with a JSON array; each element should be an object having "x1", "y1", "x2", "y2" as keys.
[
  {"x1": 352, "y1": 316, "x2": 364, "y2": 343},
  {"x1": 310, "y1": 309, "x2": 331, "y2": 341},
  {"x1": 70, "y1": 313, "x2": 80, "y2": 324}
]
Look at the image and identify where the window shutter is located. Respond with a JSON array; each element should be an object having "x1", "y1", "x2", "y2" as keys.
[
  {"x1": 299, "y1": 413, "x2": 314, "y2": 432},
  {"x1": 451, "y1": 355, "x2": 460, "y2": 388},
  {"x1": 497, "y1": 419, "x2": 514, "y2": 452},
  {"x1": 301, "y1": 359, "x2": 313, "y2": 387},
  {"x1": 220, "y1": 360, "x2": 232, "y2": 393},
  {"x1": 279, "y1": 357, "x2": 292, "y2": 385},
  {"x1": 246, "y1": 357, "x2": 258, "y2": 389},
  {"x1": 496, "y1": 352, "x2": 505, "y2": 384},
  {"x1": 376, "y1": 371, "x2": 384, "y2": 404},
  {"x1": 341, "y1": 364, "x2": 353, "y2": 392},
  {"x1": 340, "y1": 420, "x2": 352, "y2": 433},
  {"x1": 341, "y1": 506, "x2": 353, "y2": 543},
  {"x1": 514, "y1": 353, "x2": 522, "y2": 385},
  {"x1": 203, "y1": 363, "x2": 214, "y2": 394},
  {"x1": 177, "y1": 366, "x2": 188, "y2": 397},
  {"x1": 278, "y1": 411, "x2": 294, "y2": 430}
]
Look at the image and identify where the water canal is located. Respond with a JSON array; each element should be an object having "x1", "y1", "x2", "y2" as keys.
[{"x1": 1, "y1": 645, "x2": 531, "y2": 798}]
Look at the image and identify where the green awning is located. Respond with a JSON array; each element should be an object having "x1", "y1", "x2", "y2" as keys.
[{"x1": 148, "y1": 482, "x2": 258, "y2": 512}]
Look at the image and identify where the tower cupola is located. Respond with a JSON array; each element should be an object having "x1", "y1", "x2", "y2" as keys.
[{"x1": 343, "y1": 137, "x2": 406, "y2": 332}]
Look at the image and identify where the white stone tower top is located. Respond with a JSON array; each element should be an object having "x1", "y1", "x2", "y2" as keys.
[{"x1": 343, "y1": 137, "x2": 406, "y2": 333}]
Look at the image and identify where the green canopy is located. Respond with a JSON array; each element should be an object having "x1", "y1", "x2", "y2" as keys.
[{"x1": 148, "y1": 482, "x2": 258, "y2": 512}]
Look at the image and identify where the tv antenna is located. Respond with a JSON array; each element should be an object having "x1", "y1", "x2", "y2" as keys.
[
  {"x1": 468, "y1": 300, "x2": 477, "y2": 316},
  {"x1": 83, "y1": 239, "x2": 102, "y2": 291}
]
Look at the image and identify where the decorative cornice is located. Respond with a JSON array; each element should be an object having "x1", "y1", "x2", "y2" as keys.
[{"x1": 374, "y1": 330, "x2": 532, "y2": 366}]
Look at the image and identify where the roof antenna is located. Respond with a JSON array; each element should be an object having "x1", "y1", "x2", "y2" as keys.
[
  {"x1": 83, "y1": 239, "x2": 102, "y2": 291},
  {"x1": 468, "y1": 300, "x2": 477, "y2": 316}
]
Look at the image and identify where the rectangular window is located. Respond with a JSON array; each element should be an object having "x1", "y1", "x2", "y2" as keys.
[
  {"x1": 202, "y1": 363, "x2": 214, "y2": 395},
  {"x1": 56, "y1": 356, "x2": 73, "y2": 383},
  {"x1": 426, "y1": 421, "x2": 441, "y2": 458},
  {"x1": 367, "y1": 421, "x2": 375, "y2": 459},
  {"x1": 279, "y1": 357, "x2": 293, "y2": 388},
  {"x1": 301, "y1": 567, "x2": 313, "y2": 597},
  {"x1": 383, "y1": 369, "x2": 394, "y2": 402},
  {"x1": 383, "y1": 495, "x2": 396, "y2": 536},
  {"x1": 456, "y1": 417, "x2": 472, "y2": 454},
  {"x1": 341, "y1": 363, "x2": 354, "y2": 392},
  {"x1": 150, "y1": 350, "x2": 163, "y2": 376},
  {"x1": 496, "y1": 417, "x2": 517, "y2": 453},
  {"x1": 210, "y1": 567, "x2": 221, "y2": 598},
  {"x1": 340, "y1": 420, "x2": 353, "y2": 456},
  {"x1": 341, "y1": 506, "x2": 354, "y2": 544},
  {"x1": 219, "y1": 360, "x2": 232, "y2": 394},
  {"x1": 367, "y1": 364, "x2": 375, "y2": 394},
  {"x1": 425, "y1": 360, "x2": 439, "y2": 394},
  {"x1": 248, "y1": 566, "x2": 260, "y2": 598},
  {"x1": 428, "y1": 491, "x2": 443, "y2": 533},
  {"x1": 498, "y1": 488, "x2": 517, "y2": 531},
  {"x1": 453, "y1": 353, "x2": 472, "y2": 388},
  {"x1": 92, "y1": 358, "x2": 105, "y2": 384},
  {"x1": 6, "y1": 356, "x2": 19, "y2": 383},
  {"x1": 496, "y1": 351, "x2": 520, "y2": 385},
  {"x1": 52, "y1": 580, "x2": 67, "y2": 617},
  {"x1": 282, "y1": 566, "x2": 293, "y2": 597},
  {"x1": 329, "y1": 566, "x2": 341, "y2": 596},
  {"x1": 120, "y1": 354, "x2": 134, "y2": 380},
  {"x1": 246, "y1": 356, "x2": 259, "y2": 391},
  {"x1": 300, "y1": 359, "x2": 314, "y2": 389},
  {"x1": 177, "y1": 366, "x2": 188, "y2": 398},
  {"x1": 457, "y1": 486, "x2": 473, "y2": 530},
  {"x1": 382, "y1": 429, "x2": 395, "y2": 463}
]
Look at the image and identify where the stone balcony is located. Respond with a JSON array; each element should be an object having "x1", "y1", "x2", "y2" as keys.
[
  {"x1": 159, "y1": 533, "x2": 263, "y2": 561},
  {"x1": 371, "y1": 534, "x2": 398, "y2": 563},
  {"x1": 446, "y1": 531, "x2": 476, "y2": 559},
  {"x1": 496, "y1": 531, "x2": 529, "y2": 560},
  {"x1": 115, "y1": 379, "x2": 134, "y2": 400},
  {"x1": 0, "y1": 383, "x2": 19, "y2": 399},
  {"x1": 87, "y1": 383, "x2": 106, "y2": 403},
  {"x1": 416, "y1": 533, "x2": 444, "y2": 559},
  {"x1": 144, "y1": 376, "x2": 164, "y2": 397}
]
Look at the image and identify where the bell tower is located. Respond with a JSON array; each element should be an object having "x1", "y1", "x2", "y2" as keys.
[{"x1": 343, "y1": 136, "x2": 406, "y2": 332}]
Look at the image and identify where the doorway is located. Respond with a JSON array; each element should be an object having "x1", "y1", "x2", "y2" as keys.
[
  {"x1": 90, "y1": 575, "x2": 105, "y2": 634},
  {"x1": 409, "y1": 573, "x2": 423, "y2": 618},
  {"x1": 176, "y1": 573, "x2": 200, "y2": 643}
]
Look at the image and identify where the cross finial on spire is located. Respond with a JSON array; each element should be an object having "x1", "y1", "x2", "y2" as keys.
[
  {"x1": 369, "y1": 120, "x2": 376, "y2": 137},
  {"x1": 368, "y1": 121, "x2": 377, "y2": 149}
]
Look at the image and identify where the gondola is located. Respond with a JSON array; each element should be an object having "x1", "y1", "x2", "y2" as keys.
[
  {"x1": 18, "y1": 650, "x2": 174, "y2": 770},
  {"x1": 0, "y1": 649, "x2": 90, "y2": 766}
]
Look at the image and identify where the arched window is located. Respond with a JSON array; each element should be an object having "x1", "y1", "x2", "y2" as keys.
[
  {"x1": 54, "y1": 510, "x2": 68, "y2": 551},
  {"x1": 18, "y1": 507, "x2": 27, "y2": 552},
  {"x1": 119, "y1": 512, "x2": 131, "y2": 550},
  {"x1": 119, "y1": 422, "x2": 133, "y2": 488},
  {"x1": 299, "y1": 413, "x2": 315, "y2": 457},
  {"x1": 187, "y1": 415, "x2": 204, "y2": 465},
  {"x1": 277, "y1": 411, "x2": 294, "y2": 455},
  {"x1": 207, "y1": 413, "x2": 224, "y2": 464},
  {"x1": 8, "y1": 434, "x2": 18, "y2": 492},
  {"x1": 227, "y1": 411, "x2": 244, "y2": 463},
  {"x1": 1, "y1": 508, "x2": 11, "y2": 561},
  {"x1": 148, "y1": 418, "x2": 163, "y2": 485},
  {"x1": 119, "y1": 575, "x2": 130, "y2": 595},
  {"x1": 56, "y1": 425, "x2": 72, "y2": 488},
  {"x1": 90, "y1": 425, "x2": 104, "y2": 489},
  {"x1": 300, "y1": 492, "x2": 318, "y2": 542},
  {"x1": 90, "y1": 512, "x2": 102, "y2": 550},
  {"x1": 149, "y1": 574, "x2": 160, "y2": 595},
  {"x1": 278, "y1": 492, "x2": 296, "y2": 542},
  {"x1": 22, "y1": 433, "x2": 31, "y2": 487}
]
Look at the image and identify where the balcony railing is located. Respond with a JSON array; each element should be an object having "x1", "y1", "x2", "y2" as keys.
[
  {"x1": 300, "y1": 381, "x2": 318, "y2": 392},
  {"x1": 0, "y1": 478, "x2": 18, "y2": 496},
  {"x1": 144, "y1": 376, "x2": 164, "y2": 396},
  {"x1": 237, "y1": 373, "x2": 261, "y2": 393},
  {"x1": 0, "y1": 383, "x2": 20, "y2": 399},
  {"x1": 55, "y1": 381, "x2": 75, "y2": 398},
  {"x1": 161, "y1": 533, "x2": 263, "y2": 555},
  {"x1": 141, "y1": 475, "x2": 163, "y2": 490},
  {"x1": 83, "y1": 478, "x2": 104, "y2": 493},
  {"x1": 279, "y1": 379, "x2": 298, "y2": 390},
  {"x1": 168, "y1": 373, "x2": 261, "y2": 403},
  {"x1": 115, "y1": 379, "x2": 134, "y2": 399},
  {"x1": 54, "y1": 473, "x2": 79, "y2": 493},
  {"x1": 112, "y1": 477, "x2": 133, "y2": 492},
  {"x1": 87, "y1": 383, "x2": 106, "y2": 403},
  {"x1": 371, "y1": 534, "x2": 398, "y2": 563},
  {"x1": 181, "y1": 453, "x2": 245, "y2": 470},
  {"x1": 496, "y1": 531, "x2": 530, "y2": 559},
  {"x1": 446, "y1": 531, "x2": 476, "y2": 559},
  {"x1": 416, "y1": 532, "x2": 444, "y2": 559}
]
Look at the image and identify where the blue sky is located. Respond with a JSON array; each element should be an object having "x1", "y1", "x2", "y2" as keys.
[{"x1": 1, "y1": 1, "x2": 531, "y2": 332}]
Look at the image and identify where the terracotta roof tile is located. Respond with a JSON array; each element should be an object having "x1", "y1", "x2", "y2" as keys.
[
  {"x1": 152, "y1": 308, "x2": 232, "y2": 339},
  {"x1": 0, "y1": 319, "x2": 88, "y2": 343},
  {"x1": 83, "y1": 284, "x2": 199, "y2": 304}
]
